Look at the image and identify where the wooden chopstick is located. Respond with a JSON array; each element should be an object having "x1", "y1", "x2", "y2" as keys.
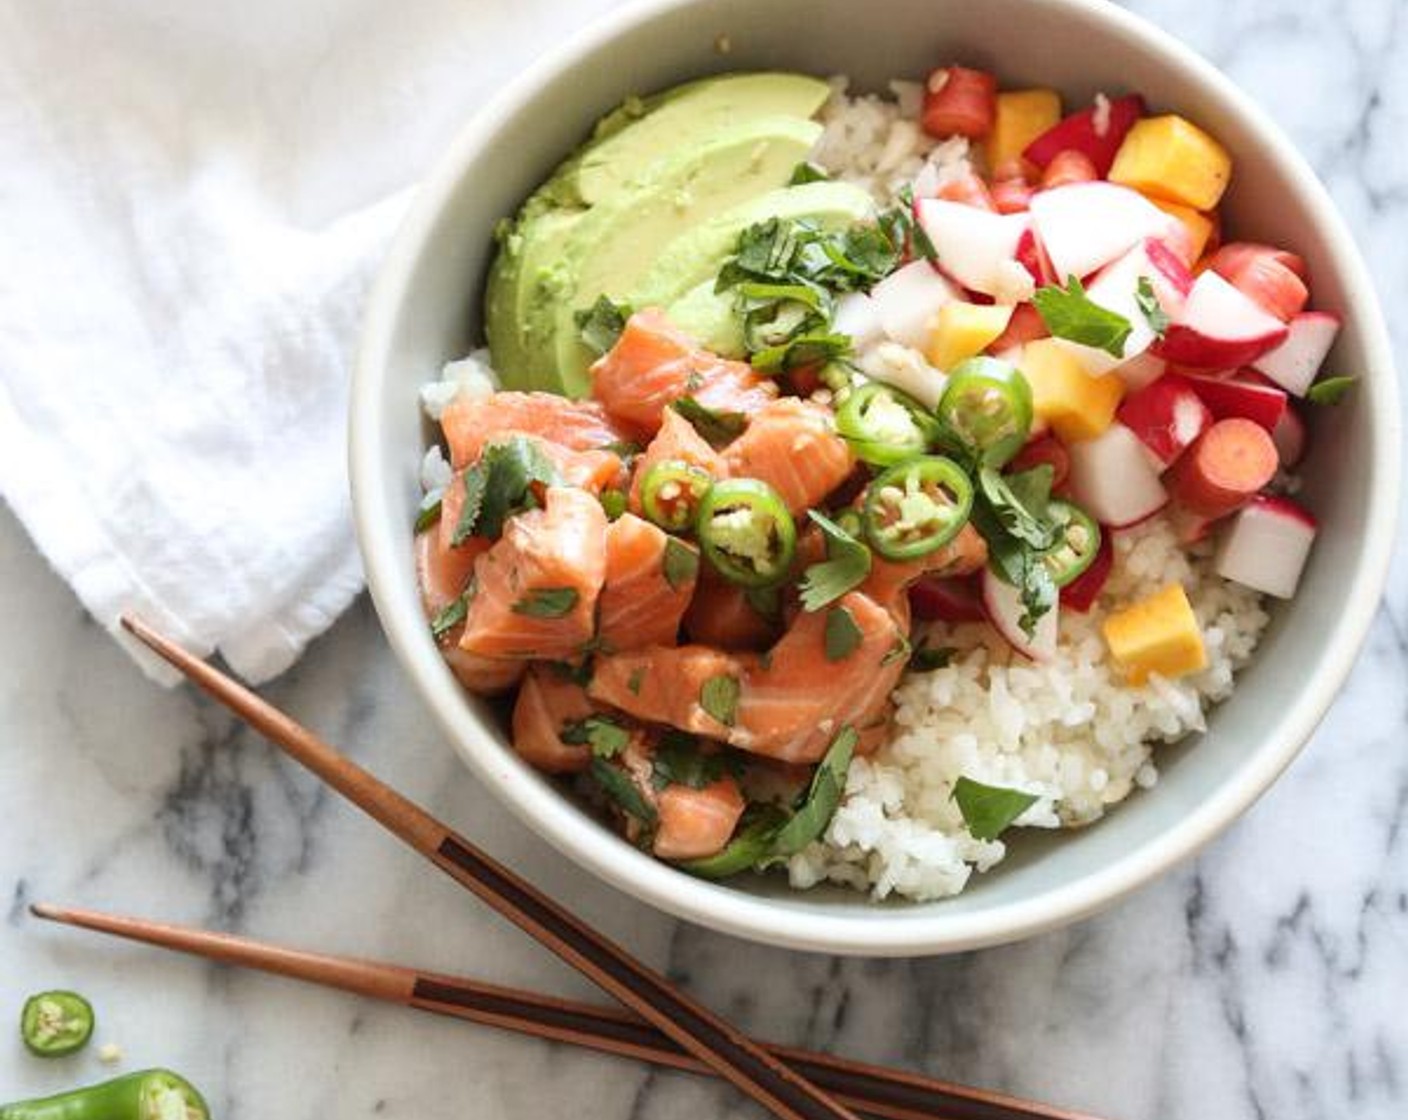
[
  {"x1": 119, "y1": 615, "x2": 859, "y2": 1120},
  {"x1": 31, "y1": 902, "x2": 1100, "y2": 1120}
]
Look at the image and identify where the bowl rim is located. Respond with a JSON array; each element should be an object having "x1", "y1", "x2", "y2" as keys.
[{"x1": 350, "y1": 0, "x2": 1402, "y2": 955}]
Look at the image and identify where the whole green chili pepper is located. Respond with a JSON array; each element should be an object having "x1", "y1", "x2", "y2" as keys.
[
  {"x1": 19, "y1": 992, "x2": 93, "y2": 1057},
  {"x1": 0, "y1": 1069, "x2": 209, "y2": 1120}
]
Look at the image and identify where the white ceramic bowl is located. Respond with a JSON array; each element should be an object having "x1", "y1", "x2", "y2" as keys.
[{"x1": 351, "y1": 0, "x2": 1400, "y2": 955}]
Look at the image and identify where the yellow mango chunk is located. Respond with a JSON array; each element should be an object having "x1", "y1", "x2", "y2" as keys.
[
  {"x1": 926, "y1": 302, "x2": 1014, "y2": 371},
  {"x1": 1102, "y1": 583, "x2": 1208, "y2": 685},
  {"x1": 983, "y1": 89, "x2": 1062, "y2": 172},
  {"x1": 1148, "y1": 198, "x2": 1216, "y2": 263},
  {"x1": 1019, "y1": 338, "x2": 1124, "y2": 443},
  {"x1": 1109, "y1": 115, "x2": 1232, "y2": 211}
]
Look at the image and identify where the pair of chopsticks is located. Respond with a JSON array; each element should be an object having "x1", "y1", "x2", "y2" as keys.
[{"x1": 29, "y1": 616, "x2": 1102, "y2": 1120}]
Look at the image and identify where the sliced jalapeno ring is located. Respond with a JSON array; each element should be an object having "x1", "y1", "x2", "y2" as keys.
[
  {"x1": 1041, "y1": 501, "x2": 1102, "y2": 587},
  {"x1": 863, "y1": 456, "x2": 974, "y2": 561},
  {"x1": 835, "y1": 381, "x2": 942, "y2": 467},
  {"x1": 696, "y1": 479, "x2": 797, "y2": 588},
  {"x1": 20, "y1": 990, "x2": 94, "y2": 1057},
  {"x1": 936, "y1": 356, "x2": 1033, "y2": 468},
  {"x1": 640, "y1": 460, "x2": 713, "y2": 532}
]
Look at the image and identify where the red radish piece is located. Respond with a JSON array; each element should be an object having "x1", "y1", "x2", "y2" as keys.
[
  {"x1": 1164, "y1": 418, "x2": 1279, "y2": 519},
  {"x1": 1271, "y1": 405, "x2": 1308, "y2": 468},
  {"x1": 934, "y1": 170, "x2": 998, "y2": 211},
  {"x1": 1154, "y1": 270, "x2": 1290, "y2": 368},
  {"x1": 1060, "y1": 531, "x2": 1113, "y2": 613},
  {"x1": 909, "y1": 574, "x2": 986, "y2": 623},
  {"x1": 921, "y1": 66, "x2": 998, "y2": 138},
  {"x1": 991, "y1": 177, "x2": 1034, "y2": 214},
  {"x1": 981, "y1": 567, "x2": 1058, "y2": 661},
  {"x1": 1008, "y1": 434, "x2": 1071, "y2": 490},
  {"x1": 1040, "y1": 149, "x2": 1098, "y2": 189},
  {"x1": 1214, "y1": 495, "x2": 1318, "y2": 598},
  {"x1": 1207, "y1": 243, "x2": 1309, "y2": 322},
  {"x1": 986, "y1": 302, "x2": 1048, "y2": 354},
  {"x1": 1187, "y1": 374, "x2": 1287, "y2": 433},
  {"x1": 833, "y1": 291, "x2": 884, "y2": 351},
  {"x1": 1114, "y1": 351, "x2": 1168, "y2": 392},
  {"x1": 1029, "y1": 182, "x2": 1178, "y2": 282},
  {"x1": 1251, "y1": 311, "x2": 1341, "y2": 397},
  {"x1": 870, "y1": 259, "x2": 959, "y2": 350},
  {"x1": 1117, "y1": 374, "x2": 1213, "y2": 469},
  {"x1": 1014, "y1": 227, "x2": 1056, "y2": 287},
  {"x1": 1053, "y1": 237, "x2": 1193, "y2": 375},
  {"x1": 1023, "y1": 93, "x2": 1146, "y2": 176},
  {"x1": 1067, "y1": 423, "x2": 1170, "y2": 527},
  {"x1": 916, "y1": 198, "x2": 1030, "y2": 297}
]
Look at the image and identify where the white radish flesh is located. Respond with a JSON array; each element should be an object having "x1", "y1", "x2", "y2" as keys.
[
  {"x1": 833, "y1": 291, "x2": 884, "y2": 351},
  {"x1": 1154, "y1": 270, "x2": 1288, "y2": 368},
  {"x1": 1251, "y1": 311, "x2": 1341, "y2": 397},
  {"x1": 1029, "y1": 182, "x2": 1177, "y2": 281},
  {"x1": 1214, "y1": 496, "x2": 1317, "y2": 598},
  {"x1": 870, "y1": 260, "x2": 959, "y2": 350},
  {"x1": 1066, "y1": 423, "x2": 1170, "y2": 527},
  {"x1": 915, "y1": 199, "x2": 1030, "y2": 297},
  {"x1": 982, "y1": 567, "x2": 1058, "y2": 662},
  {"x1": 1272, "y1": 406, "x2": 1308, "y2": 468}
]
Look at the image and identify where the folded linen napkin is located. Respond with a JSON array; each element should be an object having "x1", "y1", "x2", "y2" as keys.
[{"x1": 0, "y1": 0, "x2": 614, "y2": 684}]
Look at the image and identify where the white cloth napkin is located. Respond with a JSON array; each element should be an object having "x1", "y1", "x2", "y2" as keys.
[{"x1": 0, "y1": 0, "x2": 615, "y2": 684}]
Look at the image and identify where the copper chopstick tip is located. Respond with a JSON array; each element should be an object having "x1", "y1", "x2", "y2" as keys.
[{"x1": 29, "y1": 901, "x2": 62, "y2": 921}]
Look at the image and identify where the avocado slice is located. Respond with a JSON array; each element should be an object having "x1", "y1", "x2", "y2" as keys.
[
  {"x1": 633, "y1": 180, "x2": 876, "y2": 324},
  {"x1": 546, "y1": 114, "x2": 824, "y2": 395},
  {"x1": 486, "y1": 73, "x2": 833, "y2": 394}
]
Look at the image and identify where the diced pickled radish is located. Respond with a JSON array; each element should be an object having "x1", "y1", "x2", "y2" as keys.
[
  {"x1": 1066, "y1": 423, "x2": 1169, "y2": 527},
  {"x1": 1023, "y1": 93, "x2": 1146, "y2": 176},
  {"x1": 1187, "y1": 374, "x2": 1287, "y2": 433},
  {"x1": 834, "y1": 291, "x2": 884, "y2": 351},
  {"x1": 1117, "y1": 374, "x2": 1213, "y2": 469},
  {"x1": 1114, "y1": 351, "x2": 1168, "y2": 392},
  {"x1": 982, "y1": 567, "x2": 1058, "y2": 661},
  {"x1": 1214, "y1": 495, "x2": 1317, "y2": 598},
  {"x1": 915, "y1": 198, "x2": 1030, "y2": 296},
  {"x1": 1272, "y1": 405, "x2": 1308, "y2": 467},
  {"x1": 870, "y1": 260, "x2": 960, "y2": 350},
  {"x1": 1251, "y1": 311, "x2": 1341, "y2": 397},
  {"x1": 1153, "y1": 270, "x2": 1289, "y2": 368},
  {"x1": 1029, "y1": 182, "x2": 1176, "y2": 280}
]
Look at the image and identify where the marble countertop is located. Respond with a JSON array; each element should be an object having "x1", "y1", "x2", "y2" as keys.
[{"x1": 3, "y1": 0, "x2": 1406, "y2": 1117}]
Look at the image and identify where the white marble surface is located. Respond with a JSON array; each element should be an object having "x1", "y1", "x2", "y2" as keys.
[{"x1": 3, "y1": 0, "x2": 1407, "y2": 1116}]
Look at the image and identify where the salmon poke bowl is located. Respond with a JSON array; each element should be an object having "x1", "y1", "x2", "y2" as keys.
[{"x1": 352, "y1": 0, "x2": 1398, "y2": 954}]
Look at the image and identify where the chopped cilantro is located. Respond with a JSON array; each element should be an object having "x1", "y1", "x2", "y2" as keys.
[
  {"x1": 952, "y1": 777, "x2": 1038, "y2": 841},
  {"x1": 561, "y1": 716, "x2": 631, "y2": 758},
  {"x1": 1134, "y1": 276, "x2": 1170, "y2": 338},
  {"x1": 799, "y1": 510, "x2": 872, "y2": 611},
  {"x1": 574, "y1": 295, "x2": 632, "y2": 356},
  {"x1": 662, "y1": 538, "x2": 700, "y2": 591},
  {"x1": 699, "y1": 674, "x2": 740, "y2": 727},
  {"x1": 1032, "y1": 275, "x2": 1132, "y2": 358},
  {"x1": 1306, "y1": 375, "x2": 1357, "y2": 405},
  {"x1": 453, "y1": 437, "x2": 560, "y2": 543},
  {"x1": 511, "y1": 587, "x2": 579, "y2": 618},
  {"x1": 824, "y1": 605, "x2": 863, "y2": 661}
]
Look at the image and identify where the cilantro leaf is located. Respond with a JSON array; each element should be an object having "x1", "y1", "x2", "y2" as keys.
[
  {"x1": 1306, "y1": 375, "x2": 1357, "y2": 406},
  {"x1": 650, "y1": 732, "x2": 735, "y2": 791},
  {"x1": 574, "y1": 295, "x2": 632, "y2": 356},
  {"x1": 662, "y1": 538, "x2": 700, "y2": 591},
  {"x1": 799, "y1": 511, "x2": 872, "y2": 611},
  {"x1": 678, "y1": 805, "x2": 790, "y2": 879},
  {"x1": 453, "y1": 437, "x2": 560, "y2": 543},
  {"x1": 824, "y1": 605, "x2": 863, "y2": 661},
  {"x1": 415, "y1": 490, "x2": 443, "y2": 533},
  {"x1": 561, "y1": 716, "x2": 631, "y2": 758},
  {"x1": 788, "y1": 160, "x2": 830, "y2": 186},
  {"x1": 429, "y1": 589, "x2": 472, "y2": 640},
  {"x1": 626, "y1": 666, "x2": 646, "y2": 695},
  {"x1": 909, "y1": 643, "x2": 956, "y2": 671},
  {"x1": 770, "y1": 725, "x2": 857, "y2": 857},
  {"x1": 976, "y1": 465, "x2": 1063, "y2": 550},
  {"x1": 1134, "y1": 276, "x2": 1170, "y2": 338},
  {"x1": 952, "y1": 776, "x2": 1038, "y2": 841},
  {"x1": 599, "y1": 489, "x2": 627, "y2": 520},
  {"x1": 969, "y1": 467, "x2": 1065, "y2": 637},
  {"x1": 671, "y1": 396, "x2": 747, "y2": 446},
  {"x1": 699, "y1": 674, "x2": 740, "y2": 727},
  {"x1": 590, "y1": 758, "x2": 656, "y2": 823},
  {"x1": 511, "y1": 587, "x2": 579, "y2": 618},
  {"x1": 1032, "y1": 275, "x2": 1132, "y2": 358}
]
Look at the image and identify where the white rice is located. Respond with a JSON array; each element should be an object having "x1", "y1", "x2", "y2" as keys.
[{"x1": 785, "y1": 84, "x2": 1274, "y2": 901}]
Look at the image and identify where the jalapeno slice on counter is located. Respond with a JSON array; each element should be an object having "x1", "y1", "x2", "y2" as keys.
[
  {"x1": 640, "y1": 460, "x2": 713, "y2": 533},
  {"x1": 695, "y1": 479, "x2": 797, "y2": 588},
  {"x1": 1041, "y1": 501, "x2": 1101, "y2": 587},
  {"x1": 20, "y1": 991, "x2": 94, "y2": 1057},
  {"x1": 862, "y1": 456, "x2": 973, "y2": 560},
  {"x1": 935, "y1": 357, "x2": 1033, "y2": 467},
  {"x1": 835, "y1": 382, "x2": 942, "y2": 467}
]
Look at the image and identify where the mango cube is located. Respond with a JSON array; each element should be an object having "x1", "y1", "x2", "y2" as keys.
[
  {"x1": 1148, "y1": 198, "x2": 1216, "y2": 264},
  {"x1": 926, "y1": 302, "x2": 1013, "y2": 371},
  {"x1": 1019, "y1": 338, "x2": 1124, "y2": 443},
  {"x1": 1102, "y1": 583, "x2": 1208, "y2": 684},
  {"x1": 983, "y1": 89, "x2": 1062, "y2": 172},
  {"x1": 1109, "y1": 115, "x2": 1232, "y2": 211}
]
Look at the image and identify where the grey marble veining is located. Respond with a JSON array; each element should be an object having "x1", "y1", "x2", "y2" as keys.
[{"x1": 2, "y1": 0, "x2": 1406, "y2": 1117}]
